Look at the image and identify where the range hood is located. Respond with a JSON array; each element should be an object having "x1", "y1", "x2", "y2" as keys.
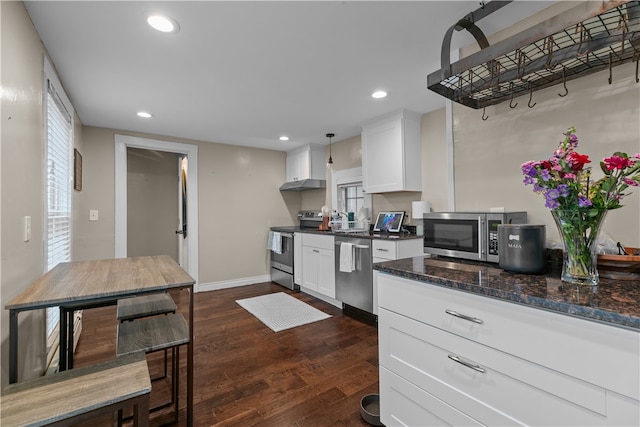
[
  {"x1": 279, "y1": 144, "x2": 327, "y2": 191},
  {"x1": 279, "y1": 179, "x2": 326, "y2": 191},
  {"x1": 427, "y1": 0, "x2": 640, "y2": 109},
  {"x1": 279, "y1": 179, "x2": 326, "y2": 192}
]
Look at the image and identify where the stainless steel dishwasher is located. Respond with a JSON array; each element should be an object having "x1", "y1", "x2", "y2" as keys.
[{"x1": 334, "y1": 236, "x2": 373, "y2": 314}]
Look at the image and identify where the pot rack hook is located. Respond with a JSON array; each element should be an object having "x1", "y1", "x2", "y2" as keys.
[
  {"x1": 482, "y1": 106, "x2": 488, "y2": 121},
  {"x1": 576, "y1": 23, "x2": 591, "y2": 58},
  {"x1": 545, "y1": 35, "x2": 558, "y2": 70},
  {"x1": 558, "y1": 66, "x2": 568, "y2": 97},
  {"x1": 608, "y1": 52, "x2": 613, "y2": 84},
  {"x1": 509, "y1": 82, "x2": 518, "y2": 108},
  {"x1": 528, "y1": 83, "x2": 536, "y2": 108},
  {"x1": 634, "y1": 50, "x2": 640, "y2": 83},
  {"x1": 517, "y1": 50, "x2": 530, "y2": 82}
]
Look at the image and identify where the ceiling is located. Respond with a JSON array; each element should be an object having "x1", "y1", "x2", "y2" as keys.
[{"x1": 24, "y1": 1, "x2": 554, "y2": 152}]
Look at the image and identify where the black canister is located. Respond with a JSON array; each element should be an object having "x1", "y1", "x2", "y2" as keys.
[{"x1": 498, "y1": 224, "x2": 546, "y2": 274}]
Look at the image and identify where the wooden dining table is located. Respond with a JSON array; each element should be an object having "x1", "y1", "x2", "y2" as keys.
[{"x1": 5, "y1": 255, "x2": 195, "y2": 426}]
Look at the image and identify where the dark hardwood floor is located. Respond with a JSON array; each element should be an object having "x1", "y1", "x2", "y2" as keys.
[{"x1": 73, "y1": 283, "x2": 380, "y2": 426}]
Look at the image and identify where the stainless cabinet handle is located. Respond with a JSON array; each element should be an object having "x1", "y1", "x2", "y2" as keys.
[
  {"x1": 445, "y1": 309, "x2": 483, "y2": 324},
  {"x1": 376, "y1": 248, "x2": 389, "y2": 252},
  {"x1": 313, "y1": 249, "x2": 320, "y2": 253},
  {"x1": 447, "y1": 354, "x2": 486, "y2": 373},
  {"x1": 477, "y1": 216, "x2": 483, "y2": 259}
]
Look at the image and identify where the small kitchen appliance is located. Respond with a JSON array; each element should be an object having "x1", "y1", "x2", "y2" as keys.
[
  {"x1": 498, "y1": 224, "x2": 546, "y2": 274},
  {"x1": 423, "y1": 211, "x2": 527, "y2": 262}
]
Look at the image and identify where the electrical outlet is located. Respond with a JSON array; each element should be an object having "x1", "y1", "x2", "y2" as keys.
[{"x1": 89, "y1": 210, "x2": 99, "y2": 221}]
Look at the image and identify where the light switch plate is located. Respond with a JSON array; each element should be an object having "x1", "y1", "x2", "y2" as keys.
[
  {"x1": 89, "y1": 210, "x2": 99, "y2": 221},
  {"x1": 24, "y1": 216, "x2": 31, "y2": 242}
]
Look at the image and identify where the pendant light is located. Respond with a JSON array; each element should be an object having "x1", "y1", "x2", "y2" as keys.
[{"x1": 326, "y1": 133, "x2": 334, "y2": 166}]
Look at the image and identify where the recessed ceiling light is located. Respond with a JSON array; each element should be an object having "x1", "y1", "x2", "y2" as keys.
[
  {"x1": 371, "y1": 90, "x2": 388, "y2": 99},
  {"x1": 279, "y1": 136, "x2": 290, "y2": 141},
  {"x1": 147, "y1": 14, "x2": 180, "y2": 33},
  {"x1": 137, "y1": 111, "x2": 154, "y2": 118}
]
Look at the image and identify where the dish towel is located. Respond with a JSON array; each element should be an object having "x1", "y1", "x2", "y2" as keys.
[
  {"x1": 339, "y1": 242, "x2": 354, "y2": 273},
  {"x1": 268, "y1": 231, "x2": 282, "y2": 254}
]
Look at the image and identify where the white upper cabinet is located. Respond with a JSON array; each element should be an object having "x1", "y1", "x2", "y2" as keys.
[
  {"x1": 361, "y1": 109, "x2": 422, "y2": 193},
  {"x1": 285, "y1": 144, "x2": 326, "y2": 182}
]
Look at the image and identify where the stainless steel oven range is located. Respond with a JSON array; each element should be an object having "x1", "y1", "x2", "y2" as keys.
[{"x1": 269, "y1": 210, "x2": 322, "y2": 290}]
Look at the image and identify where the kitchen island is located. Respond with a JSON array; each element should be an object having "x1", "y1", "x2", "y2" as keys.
[{"x1": 374, "y1": 255, "x2": 640, "y2": 426}]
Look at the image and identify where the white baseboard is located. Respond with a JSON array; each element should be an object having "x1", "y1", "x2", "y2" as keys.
[{"x1": 197, "y1": 275, "x2": 271, "y2": 292}]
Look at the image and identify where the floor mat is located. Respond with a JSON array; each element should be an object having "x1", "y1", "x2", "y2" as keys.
[{"x1": 236, "y1": 292, "x2": 331, "y2": 332}]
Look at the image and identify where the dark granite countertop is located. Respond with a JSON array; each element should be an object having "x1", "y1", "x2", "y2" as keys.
[
  {"x1": 374, "y1": 255, "x2": 640, "y2": 331},
  {"x1": 270, "y1": 226, "x2": 422, "y2": 241}
]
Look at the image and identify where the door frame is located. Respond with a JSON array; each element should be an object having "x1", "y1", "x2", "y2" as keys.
[{"x1": 114, "y1": 134, "x2": 199, "y2": 288}]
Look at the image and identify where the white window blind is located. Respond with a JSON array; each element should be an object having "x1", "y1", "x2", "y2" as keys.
[{"x1": 45, "y1": 78, "x2": 73, "y2": 339}]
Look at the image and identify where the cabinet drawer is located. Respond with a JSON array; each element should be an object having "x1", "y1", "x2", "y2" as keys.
[
  {"x1": 380, "y1": 367, "x2": 483, "y2": 427},
  {"x1": 372, "y1": 240, "x2": 397, "y2": 260},
  {"x1": 378, "y1": 273, "x2": 640, "y2": 400},
  {"x1": 301, "y1": 233, "x2": 333, "y2": 250},
  {"x1": 380, "y1": 308, "x2": 608, "y2": 426}
]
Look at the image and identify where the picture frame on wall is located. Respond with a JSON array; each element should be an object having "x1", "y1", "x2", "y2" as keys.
[{"x1": 74, "y1": 148, "x2": 82, "y2": 191}]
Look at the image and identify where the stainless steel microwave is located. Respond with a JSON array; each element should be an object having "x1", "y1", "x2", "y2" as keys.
[{"x1": 423, "y1": 212, "x2": 527, "y2": 263}]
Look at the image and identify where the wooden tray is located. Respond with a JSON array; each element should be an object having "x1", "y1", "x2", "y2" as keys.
[{"x1": 597, "y1": 247, "x2": 640, "y2": 281}]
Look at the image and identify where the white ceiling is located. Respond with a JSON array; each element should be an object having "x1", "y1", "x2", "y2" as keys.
[{"x1": 25, "y1": 1, "x2": 553, "y2": 152}]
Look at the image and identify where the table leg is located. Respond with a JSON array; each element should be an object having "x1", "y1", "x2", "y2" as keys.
[
  {"x1": 66, "y1": 308, "x2": 75, "y2": 369},
  {"x1": 9, "y1": 310, "x2": 19, "y2": 384},
  {"x1": 59, "y1": 306, "x2": 68, "y2": 371}
]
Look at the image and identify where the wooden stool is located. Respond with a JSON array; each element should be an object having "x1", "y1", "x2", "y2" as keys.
[
  {"x1": 1, "y1": 352, "x2": 150, "y2": 427},
  {"x1": 117, "y1": 293, "x2": 177, "y2": 379},
  {"x1": 116, "y1": 293, "x2": 177, "y2": 322},
  {"x1": 117, "y1": 313, "x2": 189, "y2": 423}
]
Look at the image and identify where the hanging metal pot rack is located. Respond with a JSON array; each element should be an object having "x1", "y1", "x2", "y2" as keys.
[{"x1": 427, "y1": 0, "x2": 640, "y2": 110}]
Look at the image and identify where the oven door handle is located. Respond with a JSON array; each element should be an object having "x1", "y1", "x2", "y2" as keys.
[
  {"x1": 279, "y1": 232, "x2": 294, "y2": 238},
  {"x1": 477, "y1": 216, "x2": 483, "y2": 260}
]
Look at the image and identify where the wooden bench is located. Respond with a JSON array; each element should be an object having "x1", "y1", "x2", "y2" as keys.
[{"x1": 0, "y1": 352, "x2": 151, "y2": 427}]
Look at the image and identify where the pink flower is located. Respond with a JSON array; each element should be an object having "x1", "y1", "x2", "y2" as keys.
[
  {"x1": 564, "y1": 173, "x2": 576, "y2": 180},
  {"x1": 603, "y1": 155, "x2": 633, "y2": 171},
  {"x1": 624, "y1": 178, "x2": 639, "y2": 186}
]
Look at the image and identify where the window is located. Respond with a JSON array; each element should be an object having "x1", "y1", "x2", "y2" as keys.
[
  {"x1": 331, "y1": 167, "x2": 372, "y2": 218},
  {"x1": 338, "y1": 183, "x2": 364, "y2": 214},
  {"x1": 44, "y1": 57, "x2": 74, "y2": 366}
]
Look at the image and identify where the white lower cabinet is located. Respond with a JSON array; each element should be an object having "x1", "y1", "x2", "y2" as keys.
[
  {"x1": 372, "y1": 238, "x2": 422, "y2": 314},
  {"x1": 378, "y1": 273, "x2": 640, "y2": 427},
  {"x1": 301, "y1": 234, "x2": 335, "y2": 298}
]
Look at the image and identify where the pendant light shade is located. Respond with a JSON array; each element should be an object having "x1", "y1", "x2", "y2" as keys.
[{"x1": 326, "y1": 133, "x2": 334, "y2": 165}]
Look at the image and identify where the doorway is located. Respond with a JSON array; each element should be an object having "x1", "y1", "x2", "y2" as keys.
[{"x1": 114, "y1": 134, "x2": 199, "y2": 288}]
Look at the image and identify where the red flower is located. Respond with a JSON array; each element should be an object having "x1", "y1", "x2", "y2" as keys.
[
  {"x1": 603, "y1": 155, "x2": 633, "y2": 171},
  {"x1": 566, "y1": 152, "x2": 590, "y2": 171}
]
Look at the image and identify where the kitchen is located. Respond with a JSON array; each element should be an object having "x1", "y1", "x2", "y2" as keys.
[{"x1": 2, "y1": 1, "x2": 640, "y2": 426}]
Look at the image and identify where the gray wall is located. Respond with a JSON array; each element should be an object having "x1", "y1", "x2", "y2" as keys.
[{"x1": 0, "y1": 1, "x2": 85, "y2": 384}]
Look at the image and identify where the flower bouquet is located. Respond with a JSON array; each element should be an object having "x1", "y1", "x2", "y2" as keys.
[{"x1": 521, "y1": 126, "x2": 640, "y2": 285}]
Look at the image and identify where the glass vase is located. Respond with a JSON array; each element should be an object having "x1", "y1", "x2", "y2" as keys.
[{"x1": 551, "y1": 209, "x2": 607, "y2": 286}]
